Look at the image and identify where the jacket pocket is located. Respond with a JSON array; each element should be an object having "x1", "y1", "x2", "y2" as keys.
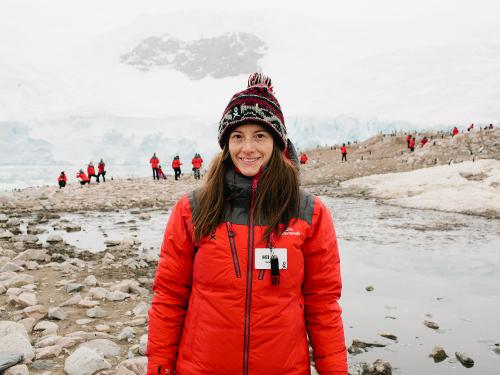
[{"x1": 226, "y1": 223, "x2": 241, "y2": 278}]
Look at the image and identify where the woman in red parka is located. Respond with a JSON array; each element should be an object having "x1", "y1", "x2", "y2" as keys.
[{"x1": 147, "y1": 73, "x2": 347, "y2": 375}]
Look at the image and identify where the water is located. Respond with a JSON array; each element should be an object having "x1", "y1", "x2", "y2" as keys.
[
  {"x1": 0, "y1": 165, "x2": 173, "y2": 191},
  {"x1": 19, "y1": 197, "x2": 500, "y2": 374},
  {"x1": 326, "y1": 197, "x2": 500, "y2": 375}
]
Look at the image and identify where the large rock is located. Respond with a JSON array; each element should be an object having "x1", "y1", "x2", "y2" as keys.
[
  {"x1": 3, "y1": 364, "x2": 29, "y2": 375},
  {"x1": 0, "y1": 262, "x2": 24, "y2": 273},
  {"x1": 64, "y1": 347, "x2": 111, "y2": 375},
  {"x1": 105, "y1": 290, "x2": 130, "y2": 301},
  {"x1": 78, "y1": 339, "x2": 121, "y2": 358},
  {"x1": 3, "y1": 274, "x2": 35, "y2": 288},
  {"x1": 0, "y1": 352, "x2": 23, "y2": 373},
  {"x1": 0, "y1": 329, "x2": 34, "y2": 363},
  {"x1": 116, "y1": 357, "x2": 148, "y2": 375}
]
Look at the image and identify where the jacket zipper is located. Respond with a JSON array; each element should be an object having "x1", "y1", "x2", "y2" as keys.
[
  {"x1": 226, "y1": 222, "x2": 241, "y2": 278},
  {"x1": 243, "y1": 177, "x2": 258, "y2": 375}
]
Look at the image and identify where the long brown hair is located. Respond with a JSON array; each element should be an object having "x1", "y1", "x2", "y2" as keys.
[{"x1": 192, "y1": 141, "x2": 300, "y2": 242}]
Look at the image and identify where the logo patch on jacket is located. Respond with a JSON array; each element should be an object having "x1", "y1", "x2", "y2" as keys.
[{"x1": 282, "y1": 227, "x2": 301, "y2": 236}]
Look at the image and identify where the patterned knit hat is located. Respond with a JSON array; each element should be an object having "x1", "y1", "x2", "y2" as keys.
[{"x1": 218, "y1": 73, "x2": 287, "y2": 149}]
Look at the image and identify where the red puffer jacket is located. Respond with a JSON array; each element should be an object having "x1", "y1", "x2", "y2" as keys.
[
  {"x1": 191, "y1": 157, "x2": 203, "y2": 169},
  {"x1": 172, "y1": 159, "x2": 182, "y2": 169},
  {"x1": 150, "y1": 157, "x2": 160, "y2": 169},
  {"x1": 147, "y1": 169, "x2": 347, "y2": 375},
  {"x1": 87, "y1": 165, "x2": 95, "y2": 176}
]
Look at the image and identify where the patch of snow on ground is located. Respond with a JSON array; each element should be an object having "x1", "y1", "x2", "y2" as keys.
[{"x1": 342, "y1": 159, "x2": 500, "y2": 217}]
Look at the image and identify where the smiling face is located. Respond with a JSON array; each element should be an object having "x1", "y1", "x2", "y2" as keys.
[{"x1": 228, "y1": 124, "x2": 274, "y2": 177}]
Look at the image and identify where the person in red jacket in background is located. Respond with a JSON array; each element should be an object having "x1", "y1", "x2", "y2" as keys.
[
  {"x1": 76, "y1": 170, "x2": 90, "y2": 185},
  {"x1": 147, "y1": 73, "x2": 347, "y2": 375},
  {"x1": 57, "y1": 171, "x2": 67, "y2": 189},
  {"x1": 87, "y1": 162, "x2": 96, "y2": 183},
  {"x1": 420, "y1": 136, "x2": 429, "y2": 147},
  {"x1": 191, "y1": 153, "x2": 203, "y2": 180},
  {"x1": 452, "y1": 126, "x2": 459, "y2": 136},
  {"x1": 150, "y1": 153, "x2": 160, "y2": 180},
  {"x1": 171, "y1": 155, "x2": 182, "y2": 181},
  {"x1": 406, "y1": 134, "x2": 412, "y2": 148},
  {"x1": 341, "y1": 143, "x2": 347, "y2": 162},
  {"x1": 97, "y1": 159, "x2": 106, "y2": 183},
  {"x1": 157, "y1": 164, "x2": 166, "y2": 179},
  {"x1": 409, "y1": 137, "x2": 416, "y2": 152},
  {"x1": 299, "y1": 152, "x2": 308, "y2": 164}
]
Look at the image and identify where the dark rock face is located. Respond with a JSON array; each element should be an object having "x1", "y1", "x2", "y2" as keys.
[
  {"x1": 120, "y1": 32, "x2": 267, "y2": 80},
  {"x1": 429, "y1": 346, "x2": 448, "y2": 363},
  {"x1": 455, "y1": 352, "x2": 474, "y2": 368}
]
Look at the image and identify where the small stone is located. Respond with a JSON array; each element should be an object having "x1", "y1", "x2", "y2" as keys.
[
  {"x1": 76, "y1": 319, "x2": 93, "y2": 325},
  {"x1": 46, "y1": 234, "x2": 63, "y2": 244},
  {"x1": 423, "y1": 320, "x2": 439, "y2": 330},
  {"x1": 95, "y1": 324, "x2": 110, "y2": 332},
  {"x1": 115, "y1": 357, "x2": 148, "y2": 375},
  {"x1": 139, "y1": 334, "x2": 147, "y2": 355},
  {"x1": 365, "y1": 285, "x2": 374, "y2": 292},
  {"x1": 59, "y1": 294, "x2": 82, "y2": 307},
  {"x1": 133, "y1": 302, "x2": 149, "y2": 316},
  {"x1": 78, "y1": 299, "x2": 100, "y2": 308},
  {"x1": 66, "y1": 283, "x2": 84, "y2": 293},
  {"x1": 429, "y1": 346, "x2": 448, "y2": 362},
  {"x1": 33, "y1": 321, "x2": 59, "y2": 336},
  {"x1": 16, "y1": 292, "x2": 38, "y2": 307},
  {"x1": 378, "y1": 333, "x2": 397, "y2": 341},
  {"x1": 117, "y1": 326, "x2": 135, "y2": 341},
  {"x1": 363, "y1": 359, "x2": 392, "y2": 375},
  {"x1": 83, "y1": 275, "x2": 97, "y2": 287},
  {"x1": 64, "y1": 223, "x2": 81, "y2": 232},
  {"x1": 48, "y1": 307, "x2": 67, "y2": 320},
  {"x1": 455, "y1": 352, "x2": 474, "y2": 368},
  {"x1": 86, "y1": 306, "x2": 107, "y2": 318},
  {"x1": 64, "y1": 347, "x2": 111, "y2": 375},
  {"x1": 105, "y1": 290, "x2": 130, "y2": 301},
  {"x1": 78, "y1": 339, "x2": 121, "y2": 358},
  {"x1": 35, "y1": 344, "x2": 62, "y2": 359}
]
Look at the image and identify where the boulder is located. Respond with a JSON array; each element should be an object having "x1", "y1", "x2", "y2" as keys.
[
  {"x1": 0, "y1": 352, "x2": 23, "y2": 373},
  {"x1": 423, "y1": 320, "x2": 439, "y2": 330},
  {"x1": 64, "y1": 347, "x2": 111, "y2": 375},
  {"x1": 3, "y1": 364, "x2": 29, "y2": 375}
]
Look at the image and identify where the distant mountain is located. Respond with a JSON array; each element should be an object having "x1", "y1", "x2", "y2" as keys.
[
  {"x1": 0, "y1": 123, "x2": 58, "y2": 165},
  {"x1": 120, "y1": 32, "x2": 267, "y2": 80}
]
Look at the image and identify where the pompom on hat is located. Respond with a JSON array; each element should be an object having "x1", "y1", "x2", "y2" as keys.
[{"x1": 218, "y1": 73, "x2": 287, "y2": 150}]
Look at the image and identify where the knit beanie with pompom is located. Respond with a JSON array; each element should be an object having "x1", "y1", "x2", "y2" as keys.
[{"x1": 218, "y1": 73, "x2": 287, "y2": 150}]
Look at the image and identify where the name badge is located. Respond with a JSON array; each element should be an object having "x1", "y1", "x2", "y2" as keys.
[{"x1": 255, "y1": 248, "x2": 287, "y2": 270}]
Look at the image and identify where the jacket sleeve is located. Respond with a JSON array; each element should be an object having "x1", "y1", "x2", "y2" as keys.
[
  {"x1": 147, "y1": 194, "x2": 195, "y2": 374},
  {"x1": 302, "y1": 197, "x2": 347, "y2": 375}
]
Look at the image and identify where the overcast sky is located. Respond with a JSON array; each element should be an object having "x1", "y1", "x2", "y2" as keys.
[{"x1": 1, "y1": 0, "x2": 499, "y2": 123}]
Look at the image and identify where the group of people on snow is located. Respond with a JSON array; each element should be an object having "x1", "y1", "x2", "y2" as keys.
[
  {"x1": 149, "y1": 153, "x2": 204, "y2": 181},
  {"x1": 406, "y1": 134, "x2": 429, "y2": 152},
  {"x1": 452, "y1": 123, "x2": 494, "y2": 136},
  {"x1": 57, "y1": 159, "x2": 106, "y2": 189}
]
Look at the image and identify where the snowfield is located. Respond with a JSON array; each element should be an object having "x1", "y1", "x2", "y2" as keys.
[{"x1": 341, "y1": 159, "x2": 500, "y2": 218}]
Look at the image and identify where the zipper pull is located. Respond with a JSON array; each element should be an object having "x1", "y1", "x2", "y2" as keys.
[{"x1": 270, "y1": 254, "x2": 280, "y2": 286}]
